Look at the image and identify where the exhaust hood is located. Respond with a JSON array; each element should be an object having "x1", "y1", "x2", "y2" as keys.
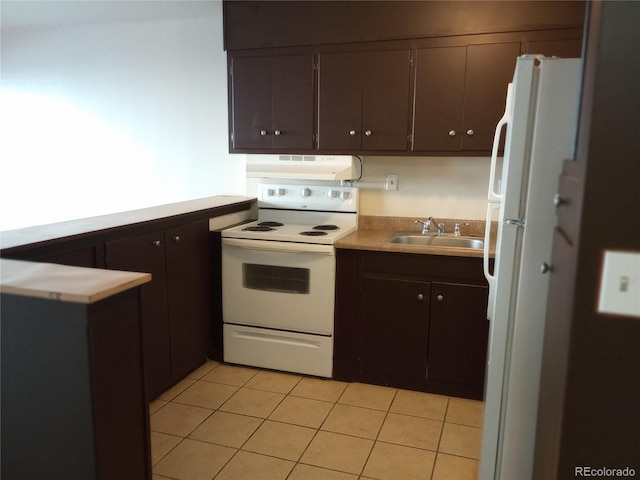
[{"x1": 245, "y1": 154, "x2": 356, "y2": 181}]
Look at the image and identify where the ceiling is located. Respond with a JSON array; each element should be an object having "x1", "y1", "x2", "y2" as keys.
[{"x1": 1, "y1": 0, "x2": 219, "y2": 31}]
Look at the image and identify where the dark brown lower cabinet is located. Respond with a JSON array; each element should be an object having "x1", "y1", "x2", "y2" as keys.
[
  {"x1": 1, "y1": 289, "x2": 150, "y2": 479},
  {"x1": 335, "y1": 249, "x2": 489, "y2": 399},
  {"x1": 106, "y1": 220, "x2": 212, "y2": 399},
  {"x1": 360, "y1": 276, "x2": 431, "y2": 388}
]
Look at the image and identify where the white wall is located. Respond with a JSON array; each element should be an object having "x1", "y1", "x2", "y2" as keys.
[
  {"x1": 357, "y1": 155, "x2": 490, "y2": 220},
  {"x1": 0, "y1": 2, "x2": 245, "y2": 231}
]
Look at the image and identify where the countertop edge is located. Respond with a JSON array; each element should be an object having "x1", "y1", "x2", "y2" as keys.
[
  {"x1": 0, "y1": 196, "x2": 257, "y2": 253},
  {"x1": 0, "y1": 259, "x2": 152, "y2": 304}
]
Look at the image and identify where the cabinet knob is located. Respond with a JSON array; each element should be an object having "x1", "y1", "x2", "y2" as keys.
[
  {"x1": 349, "y1": 130, "x2": 357, "y2": 136},
  {"x1": 540, "y1": 262, "x2": 553, "y2": 274},
  {"x1": 173, "y1": 235, "x2": 181, "y2": 242},
  {"x1": 260, "y1": 130, "x2": 268, "y2": 136},
  {"x1": 274, "y1": 130, "x2": 281, "y2": 136},
  {"x1": 417, "y1": 293, "x2": 424, "y2": 301},
  {"x1": 436, "y1": 294, "x2": 444, "y2": 302},
  {"x1": 553, "y1": 194, "x2": 566, "y2": 207},
  {"x1": 153, "y1": 240, "x2": 161, "y2": 247},
  {"x1": 448, "y1": 130, "x2": 456, "y2": 137},
  {"x1": 466, "y1": 129, "x2": 474, "y2": 136},
  {"x1": 365, "y1": 130, "x2": 372, "y2": 137}
]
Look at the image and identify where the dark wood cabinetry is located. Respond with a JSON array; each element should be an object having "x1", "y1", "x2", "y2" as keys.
[
  {"x1": 317, "y1": 49, "x2": 411, "y2": 152},
  {"x1": 360, "y1": 276, "x2": 431, "y2": 385},
  {"x1": 413, "y1": 42, "x2": 520, "y2": 152},
  {"x1": 1, "y1": 289, "x2": 150, "y2": 479},
  {"x1": 105, "y1": 220, "x2": 212, "y2": 399},
  {"x1": 335, "y1": 249, "x2": 489, "y2": 399},
  {"x1": 229, "y1": 54, "x2": 314, "y2": 150}
]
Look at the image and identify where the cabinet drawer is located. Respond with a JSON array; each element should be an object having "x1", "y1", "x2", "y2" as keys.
[{"x1": 361, "y1": 251, "x2": 486, "y2": 285}]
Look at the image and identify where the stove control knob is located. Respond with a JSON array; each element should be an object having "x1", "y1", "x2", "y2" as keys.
[
  {"x1": 340, "y1": 191, "x2": 351, "y2": 200},
  {"x1": 328, "y1": 189, "x2": 339, "y2": 199},
  {"x1": 266, "y1": 188, "x2": 275, "y2": 197},
  {"x1": 301, "y1": 187, "x2": 311, "y2": 197},
  {"x1": 277, "y1": 188, "x2": 286, "y2": 196}
]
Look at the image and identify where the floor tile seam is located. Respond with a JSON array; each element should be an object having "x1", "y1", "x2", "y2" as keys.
[
  {"x1": 433, "y1": 450, "x2": 482, "y2": 462},
  {"x1": 211, "y1": 444, "x2": 246, "y2": 480},
  {"x1": 443, "y1": 418, "x2": 484, "y2": 429},
  {"x1": 356, "y1": 406, "x2": 393, "y2": 478},
  {"x1": 287, "y1": 391, "x2": 343, "y2": 404},
  {"x1": 151, "y1": 432, "x2": 187, "y2": 469},
  {"x1": 387, "y1": 408, "x2": 448, "y2": 423},
  {"x1": 429, "y1": 398, "x2": 451, "y2": 480}
]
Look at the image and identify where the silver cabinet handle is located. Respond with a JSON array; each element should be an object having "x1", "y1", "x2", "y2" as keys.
[
  {"x1": 466, "y1": 129, "x2": 474, "y2": 136},
  {"x1": 448, "y1": 130, "x2": 456, "y2": 137},
  {"x1": 153, "y1": 240, "x2": 161, "y2": 247},
  {"x1": 540, "y1": 262, "x2": 553, "y2": 274},
  {"x1": 417, "y1": 293, "x2": 424, "y2": 300},
  {"x1": 349, "y1": 130, "x2": 357, "y2": 136},
  {"x1": 260, "y1": 130, "x2": 267, "y2": 136},
  {"x1": 173, "y1": 235, "x2": 181, "y2": 242},
  {"x1": 274, "y1": 130, "x2": 281, "y2": 136},
  {"x1": 365, "y1": 130, "x2": 372, "y2": 136},
  {"x1": 436, "y1": 294, "x2": 444, "y2": 302}
]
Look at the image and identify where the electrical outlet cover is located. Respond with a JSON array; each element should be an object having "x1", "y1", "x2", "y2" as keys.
[{"x1": 597, "y1": 250, "x2": 640, "y2": 317}]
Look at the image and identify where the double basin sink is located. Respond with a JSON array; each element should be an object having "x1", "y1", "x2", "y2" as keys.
[{"x1": 387, "y1": 234, "x2": 484, "y2": 250}]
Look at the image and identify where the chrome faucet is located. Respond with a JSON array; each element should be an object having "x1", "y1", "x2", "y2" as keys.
[
  {"x1": 454, "y1": 222, "x2": 470, "y2": 236},
  {"x1": 415, "y1": 217, "x2": 445, "y2": 235}
]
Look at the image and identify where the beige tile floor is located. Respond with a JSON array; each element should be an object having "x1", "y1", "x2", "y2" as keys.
[{"x1": 150, "y1": 361, "x2": 483, "y2": 480}]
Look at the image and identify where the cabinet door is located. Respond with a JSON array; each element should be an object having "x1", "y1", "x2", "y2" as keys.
[
  {"x1": 317, "y1": 51, "x2": 362, "y2": 150},
  {"x1": 413, "y1": 46, "x2": 466, "y2": 151},
  {"x1": 318, "y1": 49, "x2": 411, "y2": 151},
  {"x1": 231, "y1": 56, "x2": 272, "y2": 149},
  {"x1": 428, "y1": 282, "x2": 489, "y2": 387},
  {"x1": 231, "y1": 54, "x2": 314, "y2": 151},
  {"x1": 271, "y1": 54, "x2": 315, "y2": 150},
  {"x1": 360, "y1": 276, "x2": 431, "y2": 382},
  {"x1": 165, "y1": 220, "x2": 213, "y2": 381},
  {"x1": 462, "y1": 42, "x2": 521, "y2": 151},
  {"x1": 361, "y1": 50, "x2": 412, "y2": 151},
  {"x1": 526, "y1": 38, "x2": 582, "y2": 58},
  {"x1": 106, "y1": 230, "x2": 171, "y2": 400}
]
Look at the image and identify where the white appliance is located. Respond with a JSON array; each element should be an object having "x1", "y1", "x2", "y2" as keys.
[
  {"x1": 245, "y1": 154, "x2": 357, "y2": 180},
  {"x1": 221, "y1": 183, "x2": 359, "y2": 378},
  {"x1": 480, "y1": 56, "x2": 581, "y2": 479}
]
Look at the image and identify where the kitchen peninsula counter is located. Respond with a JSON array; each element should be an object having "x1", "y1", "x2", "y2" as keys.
[
  {"x1": 336, "y1": 215, "x2": 495, "y2": 258},
  {"x1": 0, "y1": 195, "x2": 256, "y2": 255}
]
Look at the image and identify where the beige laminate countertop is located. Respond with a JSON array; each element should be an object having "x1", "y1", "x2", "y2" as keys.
[
  {"x1": 0, "y1": 258, "x2": 151, "y2": 304},
  {"x1": 335, "y1": 215, "x2": 495, "y2": 259}
]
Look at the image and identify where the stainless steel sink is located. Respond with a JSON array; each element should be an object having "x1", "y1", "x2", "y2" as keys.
[{"x1": 388, "y1": 235, "x2": 484, "y2": 249}]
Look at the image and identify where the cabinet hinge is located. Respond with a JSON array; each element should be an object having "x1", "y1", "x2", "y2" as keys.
[
  {"x1": 407, "y1": 133, "x2": 413, "y2": 143},
  {"x1": 409, "y1": 56, "x2": 414, "y2": 68}
]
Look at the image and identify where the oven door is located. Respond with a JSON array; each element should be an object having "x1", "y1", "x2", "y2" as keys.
[{"x1": 221, "y1": 237, "x2": 335, "y2": 334}]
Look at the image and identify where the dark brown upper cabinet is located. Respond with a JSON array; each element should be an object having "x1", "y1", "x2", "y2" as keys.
[
  {"x1": 413, "y1": 42, "x2": 521, "y2": 153},
  {"x1": 229, "y1": 54, "x2": 314, "y2": 151},
  {"x1": 317, "y1": 49, "x2": 411, "y2": 152}
]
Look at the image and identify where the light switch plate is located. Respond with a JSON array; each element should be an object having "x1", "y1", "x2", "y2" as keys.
[
  {"x1": 597, "y1": 250, "x2": 640, "y2": 317},
  {"x1": 385, "y1": 174, "x2": 398, "y2": 191}
]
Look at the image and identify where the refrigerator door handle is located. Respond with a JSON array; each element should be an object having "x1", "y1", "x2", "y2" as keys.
[
  {"x1": 488, "y1": 83, "x2": 513, "y2": 203},
  {"x1": 484, "y1": 202, "x2": 500, "y2": 320}
]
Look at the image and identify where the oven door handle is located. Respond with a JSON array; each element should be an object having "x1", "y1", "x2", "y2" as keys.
[{"x1": 222, "y1": 237, "x2": 335, "y2": 255}]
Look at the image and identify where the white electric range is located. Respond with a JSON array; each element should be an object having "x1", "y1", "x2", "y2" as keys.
[{"x1": 221, "y1": 183, "x2": 359, "y2": 377}]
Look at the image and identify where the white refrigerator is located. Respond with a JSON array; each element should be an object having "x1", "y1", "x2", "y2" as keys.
[{"x1": 480, "y1": 56, "x2": 581, "y2": 479}]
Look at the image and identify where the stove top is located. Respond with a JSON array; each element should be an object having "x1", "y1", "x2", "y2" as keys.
[
  {"x1": 222, "y1": 183, "x2": 359, "y2": 245},
  {"x1": 223, "y1": 217, "x2": 356, "y2": 244}
]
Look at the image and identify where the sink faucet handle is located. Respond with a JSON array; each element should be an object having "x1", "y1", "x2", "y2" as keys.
[
  {"x1": 414, "y1": 219, "x2": 431, "y2": 234},
  {"x1": 437, "y1": 223, "x2": 445, "y2": 234},
  {"x1": 454, "y1": 222, "x2": 470, "y2": 236}
]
